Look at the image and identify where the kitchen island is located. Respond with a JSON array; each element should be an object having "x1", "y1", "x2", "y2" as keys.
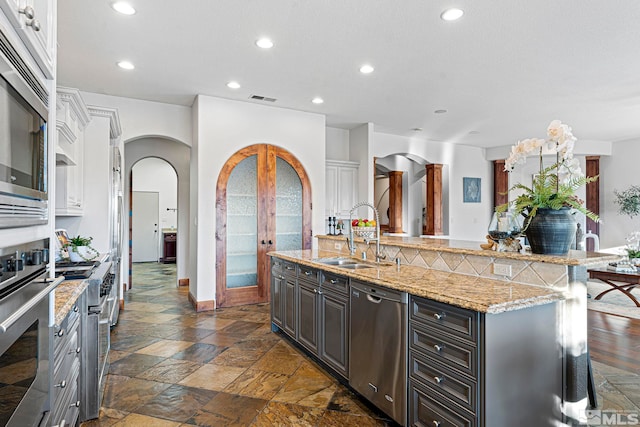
[{"x1": 269, "y1": 235, "x2": 619, "y2": 426}]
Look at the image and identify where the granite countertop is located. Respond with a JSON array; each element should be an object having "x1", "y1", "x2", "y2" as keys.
[
  {"x1": 318, "y1": 234, "x2": 621, "y2": 267},
  {"x1": 269, "y1": 249, "x2": 565, "y2": 314},
  {"x1": 54, "y1": 279, "x2": 88, "y2": 325}
]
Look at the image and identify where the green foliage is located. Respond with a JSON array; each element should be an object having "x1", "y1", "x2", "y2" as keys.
[
  {"x1": 614, "y1": 185, "x2": 640, "y2": 219},
  {"x1": 627, "y1": 248, "x2": 640, "y2": 259},
  {"x1": 67, "y1": 235, "x2": 93, "y2": 247},
  {"x1": 497, "y1": 163, "x2": 599, "y2": 230}
]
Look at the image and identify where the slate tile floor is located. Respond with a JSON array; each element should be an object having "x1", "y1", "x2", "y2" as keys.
[
  {"x1": 82, "y1": 263, "x2": 640, "y2": 426},
  {"x1": 82, "y1": 263, "x2": 393, "y2": 426}
]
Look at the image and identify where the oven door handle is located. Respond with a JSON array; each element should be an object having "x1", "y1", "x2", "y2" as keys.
[{"x1": 0, "y1": 276, "x2": 64, "y2": 333}]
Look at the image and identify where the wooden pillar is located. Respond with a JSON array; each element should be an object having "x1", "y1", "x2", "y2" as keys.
[
  {"x1": 586, "y1": 156, "x2": 600, "y2": 251},
  {"x1": 424, "y1": 164, "x2": 443, "y2": 235},
  {"x1": 493, "y1": 160, "x2": 509, "y2": 209},
  {"x1": 388, "y1": 171, "x2": 403, "y2": 233}
]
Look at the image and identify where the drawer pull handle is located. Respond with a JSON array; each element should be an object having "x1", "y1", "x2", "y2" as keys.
[
  {"x1": 433, "y1": 312, "x2": 445, "y2": 321},
  {"x1": 433, "y1": 344, "x2": 444, "y2": 353},
  {"x1": 313, "y1": 288, "x2": 318, "y2": 293},
  {"x1": 304, "y1": 271, "x2": 312, "y2": 276},
  {"x1": 433, "y1": 376, "x2": 444, "y2": 384},
  {"x1": 55, "y1": 380, "x2": 66, "y2": 388},
  {"x1": 330, "y1": 279, "x2": 338, "y2": 284},
  {"x1": 433, "y1": 421, "x2": 441, "y2": 427},
  {"x1": 70, "y1": 400, "x2": 80, "y2": 408},
  {"x1": 285, "y1": 266, "x2": 294, "y2": 270},
  {"x1": 57, "y1": 329, "x2": 65, "y2": 338},
  {"x1": 279, "y1": 275, "x2": 285, "y2": 280},
  {"x1": 73, "y1": 305, "x2": 79, "y2": 312}
]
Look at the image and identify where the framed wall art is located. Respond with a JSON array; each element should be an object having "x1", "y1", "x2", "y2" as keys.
[{"x1": 463, "y1": 177, "x2": 481, "y2": 203}]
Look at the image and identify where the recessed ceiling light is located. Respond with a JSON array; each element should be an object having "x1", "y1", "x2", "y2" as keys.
[
  {"x1": 441, "y1": 8, "x2": 464, "y2": 21},
  {"x1": 112, "y1": 2, "x2": 136, "y2": 15},
  {"x1": 311, "y1": 97, "x2": 324, "y2": 104},
  {"x1": 412, "y1": 127, "x2": 423, "y2": 132},
  {"x1": 227, "y1": 81, "x2": 241, "y2": 89},
  {"x1": 434, "y1": 109, "x2": 447, "y2": 114},
  {"x1": 117, "y1": 61, "x2": 134, "y2": 70},
  {"x1": 359, "y1": 64, "x2": 374, "y2": 74},
  {"x1": 255, "y1": 38, "x2": 274, "y2": 49}
]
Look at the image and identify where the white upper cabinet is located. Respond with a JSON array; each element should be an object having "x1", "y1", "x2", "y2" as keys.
[
  {"x1": 325, "y1": 160, "x2": 359, "y2": 218},
  {"x1": 55, "y1": 87, "x2": 91, "y2": 216},
  {"x1": 0, "y1": 0, "x2": 55, "y2": 78}
]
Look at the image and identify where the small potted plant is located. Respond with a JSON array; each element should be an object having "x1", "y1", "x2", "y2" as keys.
[
  {"x1": 65, "y1": 235, "x2": 99, "y2": 262},
  {"x1": 614, "y1": 185, "x2": 640, "y2": 263}
]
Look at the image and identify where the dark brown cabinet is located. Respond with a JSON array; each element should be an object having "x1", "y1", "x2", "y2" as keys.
[
  {"x1": 270, "y1": 259, "x2": 285, "y2": 328},
  {"x1": 162, "y1": 232, "x2": 176, "y2": 263},
  {"x1": 408, "y1": 295, "x2": 562, "y2": 427},
  {"x1": 270, "y1": 258, "x2": 349, "y2": 380},
  {"x1": 319, "y1": 272, "x2": 349, "y2": 378}
]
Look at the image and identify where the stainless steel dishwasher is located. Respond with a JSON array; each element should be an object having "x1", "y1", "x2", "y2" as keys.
[{"x1": 350, "y1": 280, "x2": 408, "y2": 426}]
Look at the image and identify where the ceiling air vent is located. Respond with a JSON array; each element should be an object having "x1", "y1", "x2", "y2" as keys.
[{"x1": 249, "y1": 94, "x2": 277, "y2": 103}]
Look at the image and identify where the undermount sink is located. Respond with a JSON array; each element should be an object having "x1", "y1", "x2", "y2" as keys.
[
  {"x1": 314, "y1": 257, "x2": 358, "y2": 266},
  {"x1": 313, "y1": 258, "x2": 375, "y2": 269},
  {"x1": 336, "y1": 263, "x2": 375, "y2": 270}
]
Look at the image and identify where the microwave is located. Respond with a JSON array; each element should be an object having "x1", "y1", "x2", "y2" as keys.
[{"x1": 0, "y1": 27, "x2": 49, "y2": 228}]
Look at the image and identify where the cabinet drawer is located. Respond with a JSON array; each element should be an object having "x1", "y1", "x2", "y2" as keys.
[
  {"x1": 298, "y1": 265, "x2": 320, "y2": 283},
  {"x1": 271, "y1": 258, "x2": 285, "y2": 273},
  {"x1": 54, "y1": 330, "x2": 79, "y2": 389},
  {"x1": 283, "y1": 261, "x2": 297, "y2": 276},
  {"x1": 52, "y1": 358, "x2": 80, "y2": 426},
  {"x1": 410, "y1": 350, "x2": 477, "y2": 413},
  {"x1": 410, "y1": 379, "x2": 476, "y2": 427},
  {"x1": 410, "y1": 323, "x2": 477, "y2": 378},
  {"x1": 411, "y1": 296, "x2": 477, "y2": 343},
  {"x1": 320, "y1": 271, "x2": 349, "y2": 295}
]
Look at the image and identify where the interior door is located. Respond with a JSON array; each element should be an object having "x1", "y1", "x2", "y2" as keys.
[
  {"x1": 216, "y1": 144, "x2": 311, "y2": 308},
  {"x1": 132, "y1": 191, "x2": 159, "y2": 262}
]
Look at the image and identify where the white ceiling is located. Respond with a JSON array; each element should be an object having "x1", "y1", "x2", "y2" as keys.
[{"x1": 57, "y1": 1, "x2": 640, "y2": 148}]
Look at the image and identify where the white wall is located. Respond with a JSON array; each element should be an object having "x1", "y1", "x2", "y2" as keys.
[
  {"x1": 373, "y1": 132, "x2": 492, "y2": 241},
  {"x1": 132, "y1": 157, "x2": 178, "y2": 256},
  {"x1": 326, "y1": 126, "x2": 350, "y2": 160},
  {"x1": 193, "y1": 95, "x2": 326, "y2": 304},
  {"x1": 601, "y1": 139, "x2": 640, "y2": 249},
  {"x1": 80, "y1": 92, "x2": 192, "y2": 146}
]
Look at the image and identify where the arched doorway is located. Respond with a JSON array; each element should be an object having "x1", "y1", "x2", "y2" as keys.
[
  {"x1": 216, "y1": 144, "x2": 312, "y2": 307},
  {"x1": 124, "y1": 137, "x2": 191, "y2": 291},
  {"x1": 131, "y1": 157, "x2": 178, "y2": 266}
]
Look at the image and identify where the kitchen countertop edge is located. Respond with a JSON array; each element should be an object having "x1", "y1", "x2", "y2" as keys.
[
  {"x1": 54, "y1": 279, "x2": 88, "y2": 325},
  {"x1": 269, "y1": 250, "x2": 565, "y2": 314}
]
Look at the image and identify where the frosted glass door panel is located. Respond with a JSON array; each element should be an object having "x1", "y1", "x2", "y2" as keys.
[
  {"x1": 226, "y1": 155, "x2": 257, "y2": 288},
  {"x1": 275, "y1": 157, "x2": 302, "y2": 251}
]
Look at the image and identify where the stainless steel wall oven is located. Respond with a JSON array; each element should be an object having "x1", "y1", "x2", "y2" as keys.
[
  {"x1": 0, "y1": 26, "x2": 49, "y2": 228},
  {"x1": 0, "y1": 239, "x2": 62, "y2": 426}
]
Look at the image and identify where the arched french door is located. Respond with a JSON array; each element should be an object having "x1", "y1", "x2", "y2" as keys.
[{"x1": 216, "y1": 144, "x2": 312, "y2": 307}]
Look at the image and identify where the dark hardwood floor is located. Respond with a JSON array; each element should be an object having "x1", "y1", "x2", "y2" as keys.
[{"x1": 589, "y1": 310, "x2": 640, "y2": 374}]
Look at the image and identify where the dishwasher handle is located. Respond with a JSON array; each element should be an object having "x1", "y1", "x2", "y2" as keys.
[
  {"x1": 367, "y1": 294, "x2": 382, "y2": 304},
  {"x1": 351, "y1": 281, "x2": 408, "y2": 304}
]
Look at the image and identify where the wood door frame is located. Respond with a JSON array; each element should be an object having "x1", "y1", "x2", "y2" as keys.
[{"x1": 215, "y1": 144, "x2": 312, "y2": 308}]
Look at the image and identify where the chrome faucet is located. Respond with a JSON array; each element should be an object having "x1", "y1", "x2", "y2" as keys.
[{"x1": 348, "y1": 201, "x2": 386, "y2": 263}]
